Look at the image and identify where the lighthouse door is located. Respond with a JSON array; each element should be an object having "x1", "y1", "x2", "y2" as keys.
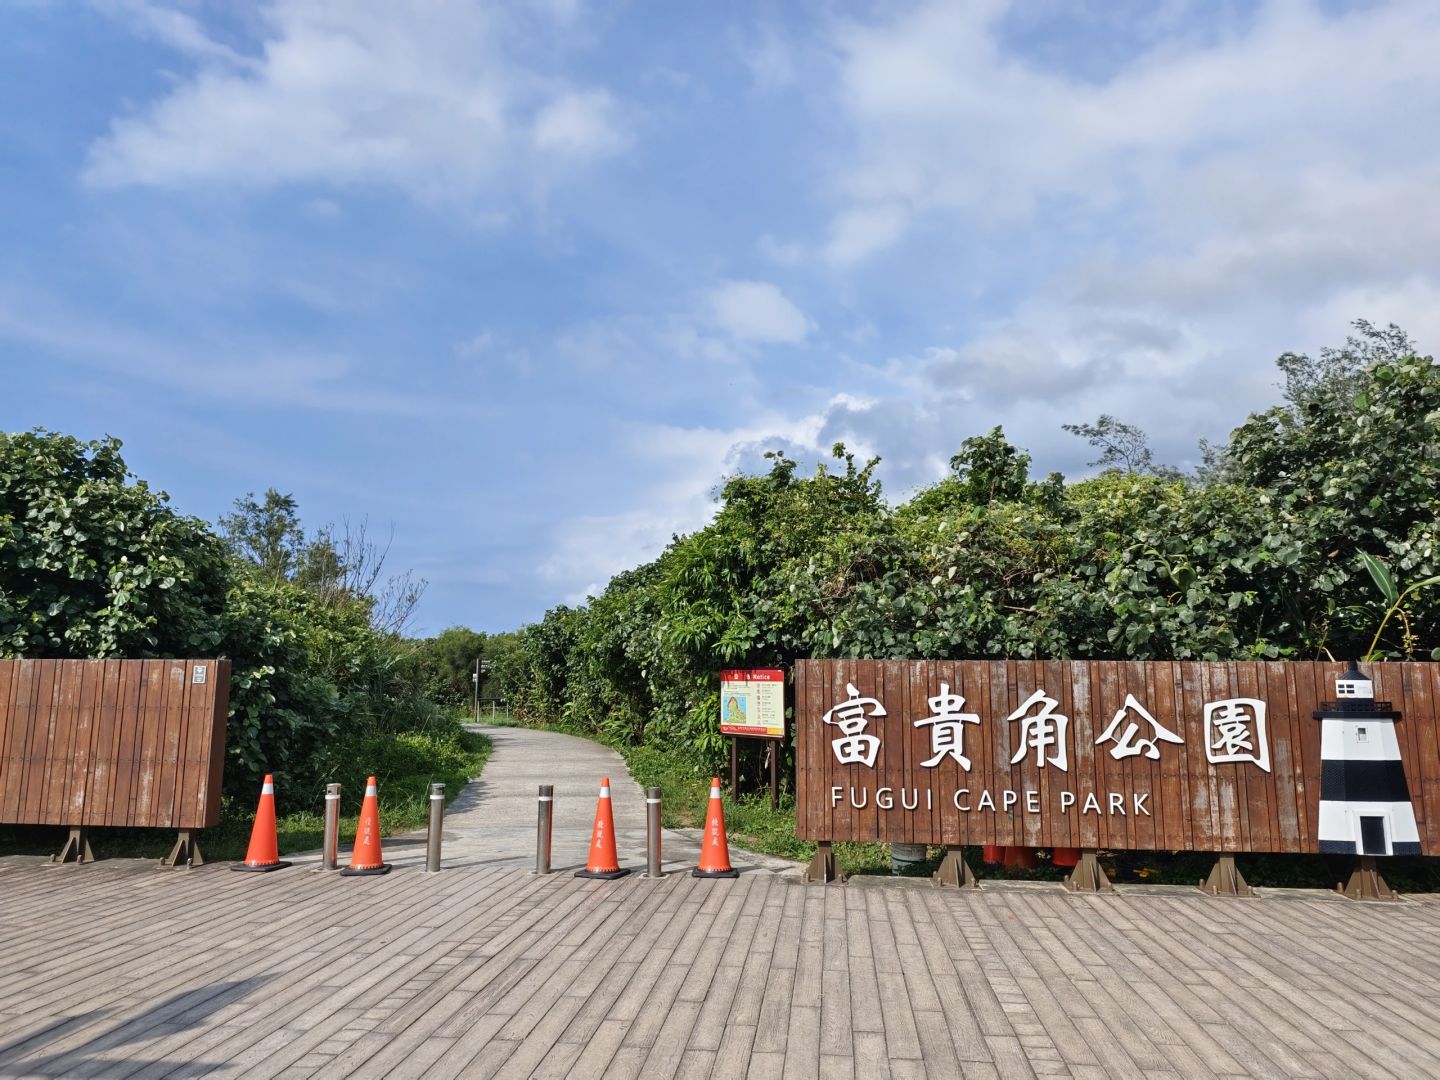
[{"x1": 1359, "y1": 815, "x2": 1388, "y2": 856}]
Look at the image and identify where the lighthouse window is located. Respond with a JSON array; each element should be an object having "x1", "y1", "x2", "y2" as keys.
[{"x1": 1356, "y1": 727, "x2": 1368, "y2": 743}]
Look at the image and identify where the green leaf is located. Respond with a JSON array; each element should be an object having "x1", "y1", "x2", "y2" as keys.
[{"x1": 1359, "y1": 551, "x2": 1399, "y2": 606}]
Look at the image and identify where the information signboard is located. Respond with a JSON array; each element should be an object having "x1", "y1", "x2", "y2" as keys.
[{"x1": 720, "y1": 668, "x2": 786, "y2": 739}]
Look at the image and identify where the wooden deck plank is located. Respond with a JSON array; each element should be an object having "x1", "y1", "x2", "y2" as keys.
[{"x1": 4, "y1": 856, "x2": 1440, "y2": 1078}]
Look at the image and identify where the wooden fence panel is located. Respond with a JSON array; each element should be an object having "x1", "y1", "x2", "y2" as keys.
[
  {"x1": 796, "y1": 659, "x2": 1440, "y2": 855},
  {"x1": 0, "y1": 659, "x2": 230, "y2": 829}
]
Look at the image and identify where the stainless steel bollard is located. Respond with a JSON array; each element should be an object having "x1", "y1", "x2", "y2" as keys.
[
  {"x1": 646, "y1": 786, "x2": 662, "y2": 878},
  {"x1": 322, "y1": 783, "x2": 341, "y2": 870},
  {"x1": 426, "y1": 783, "x2": 445, "y2": 872},
  {"x1": 536, "y1": 785, "x2": 553, "y2": 875}
]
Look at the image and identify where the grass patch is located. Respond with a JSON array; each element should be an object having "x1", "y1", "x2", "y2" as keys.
[{"x1": 0, "y1": 727, "x2": 491, "y2": 862}]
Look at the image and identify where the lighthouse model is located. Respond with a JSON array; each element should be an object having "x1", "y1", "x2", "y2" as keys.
[{"x1": 1313, "y1": 662, "x2": 1419, "y2": 856}]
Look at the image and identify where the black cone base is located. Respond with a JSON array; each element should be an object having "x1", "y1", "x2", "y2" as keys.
[
  {"x1": 231, "y1": 860, "x2": 292, "y2": 873},
  {"x1": 692, "y1": 867, "x2": 739, "y2": 878},
  {"x1": 340, "y1": 863, "x2": 392, "y2": 876},
  {"x1": 575, "y1": 867, "x2": 630, "y2": 879}
]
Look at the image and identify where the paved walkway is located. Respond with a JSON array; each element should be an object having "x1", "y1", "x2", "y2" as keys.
[
  {"x1": 451, "y1": 725, "x2": 796, "y2": 876},
  {"x1": 2, "y1": 727, "x2": 1440, "y2": 1077}
]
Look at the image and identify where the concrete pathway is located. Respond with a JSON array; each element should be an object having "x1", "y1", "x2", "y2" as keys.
[
  {"x1": 447, "y1": 724, "x2": 797, "y2": 876},
  {"x1": 3, "y1": 726, "x2": 1440, "y2": 1077}
]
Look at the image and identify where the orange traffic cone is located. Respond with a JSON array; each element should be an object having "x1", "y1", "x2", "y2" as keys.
[
  {"x1": 576, "y1": 777, "x2": 629, "y2": 879},
  {"x1": 231, "y1": 774, "x2": 291, "y2": 872},
  {"x1": 692, "y1": 777, "x2": 738, "y2": 879},
  {"x1": 340, "y1": 775, "x2": 391, "y2": 877}
]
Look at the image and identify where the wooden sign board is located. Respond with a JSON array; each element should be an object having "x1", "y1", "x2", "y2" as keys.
[
  {"x1": 795, "y1": 659, "x2": 1440, "y2": 855},
  {"x1": 0, "y1": 659, "x2": 230, "y2": 830}
]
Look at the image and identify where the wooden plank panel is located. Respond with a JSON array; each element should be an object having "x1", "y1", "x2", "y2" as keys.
[
  {"x1": 989, "y1": 659, "x2": 1013, "y2": 847},
  {"x1": 0, "y1": 660, "x2": 28, "y2": 821},
  {"x1": 1398, "y1": 663, "x2": 1439, "y2": 850},
  {"x1": 20, "y1": 660, "x2": 58, "y2": 823},
  {"x1": 90, "y1": 659, "x2": 123, "y2": 827},
  {"x1": 109, "y1": 660, "x2": 139, "y2": 826},
  {"x1": 1124, "y1": 660, "x2": 1158, "y2": 852},
  {"x1": 1039, "y1": 658, "x2": 1067, "y2": 850},
  {"x1": 39, "y1": 661, "x2": 79, "y2": 824},
  {"x1": 1083, "y1": 661, "x2": 1109, "y2": 849},
  {"x1": 155, "y1": 661, "x2": 186, "y2": 828},
  {"x1": 205, "y1": 661, "x2": 230, "y2": 826},
  {"x1": 0, "y1": 660, "x2": 13, "y2": 821},
  {"x1": 1232, "y1": 662, "x2": 1268, "y2": 852},
  {"x1": 854, "y1": 659, "x2": 881, "y2": 844},
  {"x1": 0, "y1": 658, "x2": 229, "y2": 830},
  {"x1": 66, "y1": 661, "x2": 101, "y2": 824},
  {"x1": 1292, "y1": 661, "x2": 1325, "y2": 850},
  {"x1": 133, "y1": 659, "x2": 163, "y2": 826},
  {"x1": 1017, "y1": 660, "x2": 1044, "y2": 850},
  {"x1": 1263, "y1": 661, "x2": 1301, "y2": 853},
  {"x1": 794, "y1": 662, "x2": 810, "y2": 840},
  {"x1": 1146, "y1": 660, "x2": 1178, "y2": 849}
]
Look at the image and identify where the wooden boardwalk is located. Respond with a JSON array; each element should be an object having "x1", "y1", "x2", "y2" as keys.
[{"x1": 4, "y1": 854, "x2": 1440, "y2": 1078}]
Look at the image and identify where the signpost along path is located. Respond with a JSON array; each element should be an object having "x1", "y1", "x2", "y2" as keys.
[
  {"x1": 719, "y1": 668, "x2": 785, "y2": 809},
  {"x1": 795, "y1": 659, "x2": 1440, "y2": 896}
]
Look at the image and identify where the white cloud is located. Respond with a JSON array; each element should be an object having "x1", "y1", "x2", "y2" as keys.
[
  {"x1": 538, "y1": 407, "x2": 837, "y2": 600},
  {"x1": 84, "y1": 0, "x2": 631, "y2": 201},
  {"x1": 707, "y1": 280, "x2": 810, "y2": 344},
  {"x1": 455, "y1": 331, "x2": 495, "y2": 358},
  {"x1": 756, "y1": 233, "x2": 804, "y2": 267},
  {"x1": 823, "y1": 202, "x2": 911, "y2": 266},
  {"x1": 94, "y1": 0, "x2": 253, "y2": 67},
  {"x1": 531, "y1": 90, "x2": 630, "y2": 157},
  {"x1": 0, "y1": 284, "x2": 482, "y2": 416},
  {"x1": 741, "y1": 24, "x2": 797, "y2": 93},
  {"x1": 826, "y1": 0, "x2": 1440, "y2": 264}
]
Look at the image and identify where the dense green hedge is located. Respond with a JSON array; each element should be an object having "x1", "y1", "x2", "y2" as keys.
[{"x1": 496, "y1": 327, "x2": 1440, "y2": 773}]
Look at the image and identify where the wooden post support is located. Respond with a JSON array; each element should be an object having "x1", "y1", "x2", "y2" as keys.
[
  {"x1": 161, "y1": 829, "x2": 203, "y2": 868},
  {"x1": 804, "y1": 841, "x2": 844, "y2": 884},
  {"x1": 932, "y1": 845, "x2": 978, "y2": 889},
  {"x1": 769, "y1": 741, "x2": 779, "y2": 812},
  {"x1": 51, "y1": 826, "x2": 94, "y2": 865},
  {"x1": 1198, "y1": 854, "x2": 1254, "y2": 897},
  {"x1": 1338, "y1": 855, "x2": 1397, "y2": 901},
  {"x1": 1063, "y1": 849, "x2": 1114, "y2": 894}
]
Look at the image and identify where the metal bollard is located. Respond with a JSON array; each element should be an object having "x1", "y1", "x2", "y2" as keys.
[
  {"x1": 646, "y1": 786, "x2": 663, "y2": 878},
  {"x1": 536, "y1": 785, "x2": 553, "y2": 875},
  {"x1": 322, "y1": 783, "x2": 341, "y2": 870},
  {"x1": 426, "y1": 783, "x2": 445, "y2": 872}
]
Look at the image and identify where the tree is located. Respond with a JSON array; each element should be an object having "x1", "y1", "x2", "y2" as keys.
[
  {"x1": 405, "y1": 626, "x2": 489, "y2": 707},
  {"x1": 0, "y1": 431, "x2": 228, "y2": 657},
  {"x1": 219, "y1": 489, "x2": 304, "y2": 583},
  {"x1": 221, "y1": 490, "x2": 426, "y2": 635},
  {"x1": 1275, "y1": 320, "x2": 1415, "y2": 418},
  {"x1": 949, "y1": 426, "x2": 1031, "y2": 505},
  {"x1": 1062, "y1": 415, "x2": 1178, "y2": 478}
]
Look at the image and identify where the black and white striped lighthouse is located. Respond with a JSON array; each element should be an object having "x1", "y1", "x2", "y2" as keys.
[{"x1": 1313, "y1": 662, "x2": 1419, "y2": 856}]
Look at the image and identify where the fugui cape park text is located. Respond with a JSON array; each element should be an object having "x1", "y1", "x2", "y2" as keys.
[{"x1": 830, "y1": 785, "x2": 1152, "y2": 816}]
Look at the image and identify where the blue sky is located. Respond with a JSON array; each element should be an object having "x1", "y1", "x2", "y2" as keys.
[{"x1": 5, "y1": 0, "x2": 1440, "y2": 635}]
